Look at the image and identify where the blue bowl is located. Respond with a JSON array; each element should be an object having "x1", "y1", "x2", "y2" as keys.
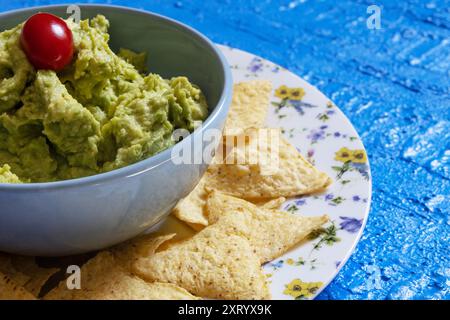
[{"x1": 0, "y1": 4, "x2": 232, "y2": 256}]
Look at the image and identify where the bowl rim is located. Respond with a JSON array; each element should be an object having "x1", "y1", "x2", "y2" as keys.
[{"x1": 0, "y1": 3, "x2": 232, "y2": 191}]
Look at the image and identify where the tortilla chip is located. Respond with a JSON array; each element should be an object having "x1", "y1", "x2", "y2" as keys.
[
  {"x1": 134, "y1": 228, "x2": 270, "y2": 300},
  {"x1": 44, "y1": 234, "x2": 197, "y2": 300},
  {"x1": 223, "y1": 80, "x2": 272, "y2": 135},
  {"x1": 219, "y1": 126, "x2": 279, "y2": 169},
  {"x1": 0, "y1": 271, "x2": 35, "y2": 300},
  {"x1": 254, "y1": 197, "x2": 286, "y2": 210},
  {"x1": 172, "y1": 180, "x2": 284, "y2": 229},
  {"x1": 157, "y1": 215, "x2": 196, "y2": 241},
  {"x1": 207, "y1": 128, "x2": 332, "y2": 199},
  {"x1": 172, "y1": 178, "x2": 209, "y2": 226},
  {"x1": 111, "y1": 233, "x2": 176, "y2": 272},
  {"x1": 0, "y1": 253, "x2": 58, "y2": 297},
  {"x1": 205, "y1": 191, "x2": 328, "y2": 263},
  {"x1": 44, "y1": 250, "x2": 198, "y2": 300},
  {"x1": 173, "y1": 128, "x2": 331, "y2": 227}
]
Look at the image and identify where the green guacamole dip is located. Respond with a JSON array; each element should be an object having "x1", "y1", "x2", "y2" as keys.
[{"x1": 0, "y1": 15, "x2": 208, "y2": 183}]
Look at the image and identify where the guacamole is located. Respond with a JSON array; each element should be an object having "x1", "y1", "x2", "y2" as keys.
[{"x1": 0, "y1": 15, "x2": 208, "y2": 183}]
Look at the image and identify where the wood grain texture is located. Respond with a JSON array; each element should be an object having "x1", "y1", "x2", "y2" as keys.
[{"x1": 0, "y1": 0, "x2": 448, "y2": 300}]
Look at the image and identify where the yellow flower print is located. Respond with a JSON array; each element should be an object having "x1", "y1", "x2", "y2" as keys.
[
  {"x1": 286, "y1": 258, "x2": 295, "y2": 265},
  {"x1": 288, "y1": 87, "x2": 305, "y2": 100},
  {"x1": 284, "y1": 279, "x2": 323, "y2": 299},
  {"x1": 275, "y1": 85, "x2": 290, "y2": 99},
  {"x1": 334, "y1": 147, "x2": 353, "y2": 163},
  {"x1": 275, "y1": 85, "x2": 306, "y2": 100},
  {"x1": 352, "y1": 149, "x2": 367, "y2": 163},
  {"x1": 335, "y1": 148, "x2": 367, "y2": 163}
]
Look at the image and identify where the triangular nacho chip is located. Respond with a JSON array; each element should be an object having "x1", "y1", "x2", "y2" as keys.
[
  {"x1": 174, "y1": 80, "x2": 273, "y2": 226},
  {"x1": 205, "y1": 191, "x2": 329, "y2": 263},
  {"x1": 258, "y1": 197, "x2": 286, "y2": 210},
  {"x1": 208, "y1": 128, "x2": 332, "y2": 199},
  {"x1": 223, "y1": 80, "x2": 272, "y2": 135},
  {"x1": 157, "y1": 215, "x2": 196, "y2": 241},
  {"x1": 44, "y1": 234, "x2": 198, "y2": 300},
  {"x1": 0, "y1": 253, "x2": 58, "y2": 297},
  {"x1": 44, "y1": 245, "x2": 198, "y2": 300},
  {"x1": 133, "y1": 228, "x2": 270, "y2": 300},
  {"x1": 111, "y1": 233, "x2": 176, "y2": 272},
  {"x1": 0, "y1": 271, "x2": 35, "y2": 300},
  {"x1": 173, "y1": 128, "x2": 331, "y2": 227},
  {"x1": 172, "y1": 178, "x2": 209, "y2": 226},
  {"x1": 172, "y1": 180, "x2": 283, "y2": 229}
]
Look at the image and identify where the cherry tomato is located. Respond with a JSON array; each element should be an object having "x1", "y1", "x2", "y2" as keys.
[{"x1": 20, "y1": 13, "x2": 74, "y2": 71}]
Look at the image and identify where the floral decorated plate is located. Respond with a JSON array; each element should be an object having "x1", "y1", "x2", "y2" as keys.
[{"x1": 219, "y1": 45, "x2": 372, "y2": 300}]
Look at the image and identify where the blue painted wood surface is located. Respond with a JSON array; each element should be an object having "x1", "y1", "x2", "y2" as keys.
[{"x1": 1, "y1": 0, "x2": 448, "y2": 300}]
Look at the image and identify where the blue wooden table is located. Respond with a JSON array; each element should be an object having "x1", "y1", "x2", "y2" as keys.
[{"x1": 1, "y1": 0, "x2": 448, "y2": 300}]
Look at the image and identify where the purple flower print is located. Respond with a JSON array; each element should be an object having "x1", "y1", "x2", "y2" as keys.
[
  {"x1": 295, "y1": 199, "x2": 306, "y2": 206},
  {"x1": 324, "y1": 193, "x2": 334, "y2": 201},
  {"x1": 289, "y1": 100, "x2": 317, "y2": 115},
  {"x1": 307, "y1": 129, "x2": 326, "y2": 143},
  {"x1": 334, "y1": 132, "x2": 341, "y2": 137},
  {"x1": 326, "y1": 110, "x2": 335, "y2": 115},
  {"x1": 269, "y1": 260, "x2": 284, "y2": 270},
  {"x1": 352, "y1": 195, "x2": 361, "y2": 202},
  {"x1": 339, "y1": 216, "x2": 363, "y2": 233},
  {"x1": 247, "y1": 57, "x2": 263, "y2": 73},
  {"x1": 351, "y1": 163, "x2": 370, "y2": 180},
  {"x1": 352, "y1": 163, "x2": 366, "y2": 169}
]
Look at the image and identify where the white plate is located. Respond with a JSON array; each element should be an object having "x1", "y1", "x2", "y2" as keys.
[{"x1": 219, "y1": 45, "x2": 372, "y2": 299}]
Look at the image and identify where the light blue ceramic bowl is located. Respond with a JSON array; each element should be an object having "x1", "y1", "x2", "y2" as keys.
[{"x1": 0, "y1": 4, "x2": 232, "y2": 256}]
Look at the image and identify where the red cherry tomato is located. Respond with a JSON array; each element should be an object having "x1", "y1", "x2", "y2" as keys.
[{"x1": 20, "y1": 13, "x2": 74, "y2": 71}]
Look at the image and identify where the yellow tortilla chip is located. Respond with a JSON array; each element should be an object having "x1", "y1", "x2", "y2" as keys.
[
  {"x1": 218, "y1": 126, "x2": 279, "y2": 169},
  {"x1": 157, "y1": 215, "x2": 196, "y2": 241},
  {"x1": 111, "y1": 233, "x2": 176, "y2": 272},
  {"x1": 172, "y1": 80, "x2": 273, "y2": 225},
  {"x1": 0, "y1": 271, "x2": 36, "y2": 300},
  {"x1": 44, "y1": 250, "x2": 198, "y2": 300},
  {"x1": 172, "y1": 178, "x2": 209, "y2": 226},
  {"x1": 252, "y1": 197, "x2": 286, "y2": 210},
  {"x1": 223, "y1": 80, "x2": 272, "y2": 135},
  {"x1": 173, "y1": 128, "x2": 331, "y2": 227},
  {"x1": 134, "y1": 228, "x2": 270, "y2": 300},
  {"x1": 206, "y1": 191, "x2": 329, "y2": 263},
  {"x1": 0, "y1": 253, "x2": 58, "y2": 297},
  {"x1": 172, "y1": 183, "x2": 283, "y2": 229},
  {"x1": 44, "y1": 234, "x2": 196, "y2": 300},
  {"x1": 207, "y1": 128, "x2": 332, "y2": 199}
]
